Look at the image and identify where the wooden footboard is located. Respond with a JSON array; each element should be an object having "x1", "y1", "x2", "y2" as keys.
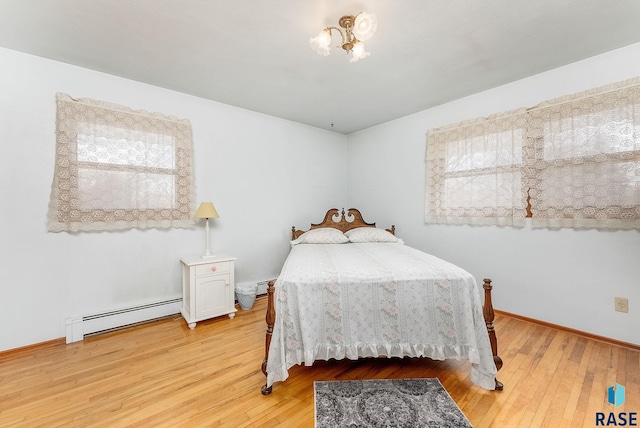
[{"x1": 261, "y1": 278, "x2": 503, "y2": 394}]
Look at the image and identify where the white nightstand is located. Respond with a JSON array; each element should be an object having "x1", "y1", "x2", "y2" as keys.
[{"x1": 180, "y1": 254, "x2": 237, "y2": 329}]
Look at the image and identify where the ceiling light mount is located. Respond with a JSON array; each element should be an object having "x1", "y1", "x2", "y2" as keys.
[{"x1": 310, "y1": 12, "x2": 378, "y2": 63}]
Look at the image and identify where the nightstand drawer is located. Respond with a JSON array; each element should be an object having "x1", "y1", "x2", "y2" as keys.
[{"x1": 195, "y1": 261, "x2": 230, "y2": 276}]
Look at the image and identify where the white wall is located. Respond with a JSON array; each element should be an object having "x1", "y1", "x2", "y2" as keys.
[
  {"x1": 0, "y1": 47, "x2": 347, "y2": 351},
  {"x1": 347, "y1": 42, "x2": 640, "y2": 346}
]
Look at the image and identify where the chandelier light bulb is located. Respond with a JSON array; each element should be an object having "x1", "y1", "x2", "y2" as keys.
[
  {"x1": 310, "y1": 29, "x2": 332, "y2": 56},
  {"x1": 350, "y1": 42, "x2": 370, "y2": 63},
  {"x1": 353, "y1": 12, "x2": 378, "y2": 41},
  {"x1": 317, "y1": 30, "x2": 331, "y2": 47}
]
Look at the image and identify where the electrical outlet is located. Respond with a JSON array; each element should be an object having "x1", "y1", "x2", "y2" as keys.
[{"x1": 615, "y1": 297, "x2": 629, "y2": 313}]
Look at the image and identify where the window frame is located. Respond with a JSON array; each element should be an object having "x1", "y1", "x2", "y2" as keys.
[
  {"x1": 47, "y1": 93, "x2": 195, "y2": 232},
  {"x1": 525, "y1": 80, "x2": 640, "y2": 229},
  {"x1": 425, "y1": 76, "x2": 640, "y2": 230},
  {"x1": 425, "y1": 110, "x2": 529, "y2": 227}
]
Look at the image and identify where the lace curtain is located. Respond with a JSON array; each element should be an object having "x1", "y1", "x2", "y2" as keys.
[
  {"x1": 425, "y1": 76, "x2": 640, "y2": 230},
  {"x1": 47, "y1": 93, "x2": 195, "y2": 232},
  {"x1": 425, "y1": 109, "x2": 528, "y2": 226},
  {"x1": 526, "y1": 78, "x2": 640, "y2": 229}
]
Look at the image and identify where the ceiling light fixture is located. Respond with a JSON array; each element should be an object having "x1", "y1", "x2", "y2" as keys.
[{"x1": 310, "y1": 12, "x2": 378, "y2": 63}]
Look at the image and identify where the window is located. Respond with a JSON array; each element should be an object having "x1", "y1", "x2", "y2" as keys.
[
  {"x1": 425, "y1": 110, "x2": 528, "y2": 227},
  {"x1": 526, "y1": 81, "x2": 640, "y2": 229},
  {"x1": 426, "y1": 76, "x2": 640, "y2": 230},
  {"x1": 47, "y1": 93, "x2": 195, "y2": 232}
]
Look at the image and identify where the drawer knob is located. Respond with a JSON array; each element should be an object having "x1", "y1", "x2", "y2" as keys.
[{"x1": 211, "y1": 266, "x2": 217, "y2": 272}]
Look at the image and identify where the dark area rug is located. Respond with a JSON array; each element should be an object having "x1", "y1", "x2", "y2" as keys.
[{"x1": 314, "y1": 378, "x2": 472, "y2": 427}]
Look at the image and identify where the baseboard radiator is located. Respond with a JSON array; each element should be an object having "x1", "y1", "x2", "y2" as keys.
[{"x1": 65, "y1": 298, "x2": 182, "y2": 344}]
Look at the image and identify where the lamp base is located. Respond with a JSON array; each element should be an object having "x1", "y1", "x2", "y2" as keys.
[{"x1": 201, "y1": 254, "x2": 216, "y2": 259}]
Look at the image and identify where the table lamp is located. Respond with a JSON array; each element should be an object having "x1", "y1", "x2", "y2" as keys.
[{"x1": 194, "y1": 202, "x2": 219, "y2": 258}]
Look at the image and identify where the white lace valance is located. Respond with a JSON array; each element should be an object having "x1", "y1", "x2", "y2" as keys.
[
  {"x1": 47, "y1": 93, "x2": 195, "y2": 232},
  {"x1": 425, "y1": 108, "x2": 528, "y2": 227},
  {"x1": 425, "y1": 76, "x2": 640, "y2": 230},
  {"x1": 526, "y1": 77, "x2": 640, "y2": 230}
]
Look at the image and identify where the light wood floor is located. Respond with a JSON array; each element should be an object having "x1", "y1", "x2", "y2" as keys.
[{"x1": 1, "y1": 296, "x2": 638, "y2": 427}]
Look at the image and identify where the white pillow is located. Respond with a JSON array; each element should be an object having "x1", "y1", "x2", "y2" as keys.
[
  {"x1": 345, "y1": 227, "x2": 400, "y2": 243},
  {"x1": 290, "y1": 228, "x2": 349, "y2": 247}
]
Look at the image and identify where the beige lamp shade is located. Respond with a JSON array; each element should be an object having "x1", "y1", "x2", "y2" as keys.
[{"x1": 194, "y1": 202, "x2": 219, "y2": 219}]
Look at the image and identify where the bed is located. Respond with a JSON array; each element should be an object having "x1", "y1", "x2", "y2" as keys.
[{"x1": 260, "y1": 208, "x2": 503, "y2": 395}]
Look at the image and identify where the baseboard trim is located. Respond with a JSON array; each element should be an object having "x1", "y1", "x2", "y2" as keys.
[
  {"x1": 0, "y1": 337, "x2": 65, "y2": 357},
  {"x1": 496, "y1": 309, "x2": 640, "y2": 351}
]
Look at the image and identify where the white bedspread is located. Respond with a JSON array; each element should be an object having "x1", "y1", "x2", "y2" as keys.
[{"x1": 265, "y1": 242, "x2": 498, "y2": 390}]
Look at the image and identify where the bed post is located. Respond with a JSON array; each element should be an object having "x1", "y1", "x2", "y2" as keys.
[
  {"x1": 482, "y1": 278, "x2": 503, "y2": 390},
  {"x1": 261, "y1": 280, "x2": 276, "y2": 395}
]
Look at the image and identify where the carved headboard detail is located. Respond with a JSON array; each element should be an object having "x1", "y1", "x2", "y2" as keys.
[{"x1": 291, "y1": 208, "x2": 395, "y2": 240}]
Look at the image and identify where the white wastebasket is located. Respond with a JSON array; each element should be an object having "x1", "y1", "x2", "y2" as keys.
[{"x1": 235, "y1": 282, "x2": 258, "y2": 310}]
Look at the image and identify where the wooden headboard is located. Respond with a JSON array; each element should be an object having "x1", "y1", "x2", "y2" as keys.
[{"x1": 291, "y1": 208, "x2": 395, "y2": 240}]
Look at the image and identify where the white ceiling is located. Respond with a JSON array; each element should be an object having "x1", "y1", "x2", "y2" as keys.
[{"x1": 2, "y1": 1, "x2": 640, "y2": 134}]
